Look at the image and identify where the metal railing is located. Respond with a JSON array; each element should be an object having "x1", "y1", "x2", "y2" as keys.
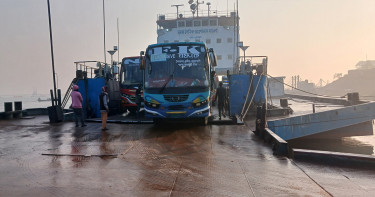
[
  {"x1": 158, "y1": 10, "x2": 236, "y2": 21},
  {"x1": 234, "y1": 56, "x2": 268, "y2": 75},
  {"x1": 61, "y1": 60, "x2": 120, "y2": 109},
  {"x1": 74, "y1": 61, "x2": 106, "y2": 79}
]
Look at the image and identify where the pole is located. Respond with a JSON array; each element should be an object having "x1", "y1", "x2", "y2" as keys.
[
  {"x1": 172, "y1": 5, "x2": 183, "y2": 18},
  {"x1": 57, "y1": 89, "x2": 61, "y2": 106},
  {"x1": 47, "y1": 0, "x2": 57, "y2": 106},
  {"x1": 55, "y1": 73, "x2": 58, "y2": 89},
  {"x1": 227, "y1": 0, "x2": 228, "y2": 16},
  {"x1": 232, "y1": 3, "x2": 236, "y2": 73},
  {"x1": 236, "y1": 0, "x2": 239, "y2": 65},
  {"x1": 103, "y1": 0, "x2": 107, "y2": 64},
  {"x1": 196, "y1": 0, "x2": 199, "y2": 17},
  {"x1": 50, "y1": 89, "x2": 54, "y2": 106},
  {"x1": 207, "y1": 3, "x2": 210, "y2": 17},
  {"x1": 292, "y1": 76, "x2": 294, "y2": 89},
  {"x1": 117, "y1": 18, "x2": 120, "y2": 64}
]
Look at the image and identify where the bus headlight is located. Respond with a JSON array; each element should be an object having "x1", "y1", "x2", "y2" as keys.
[
  {"x1": 145, "y1": 98, "x2": 160, "y2": 109},
  {"x1": 192, "y1": 97, "x2": 208, "y2": 108}
]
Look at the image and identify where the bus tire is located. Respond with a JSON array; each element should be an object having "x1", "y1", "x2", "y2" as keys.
[
  {"x1": 128, "y1": 107, "x2": 137, "y2": 114},
  {"x1": 153, "y1": 118, "x2": 162, "y2": 124},
  {"x1": 120, "y1": 107, "x2": 128, "y2": 114},
  {"x1": 201, "y1": 117, "x2": 208, "y2": 126}
]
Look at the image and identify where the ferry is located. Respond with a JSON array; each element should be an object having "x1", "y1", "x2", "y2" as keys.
[{"x1": 156, "y1": 1, "x2": 240, "y2": 75}]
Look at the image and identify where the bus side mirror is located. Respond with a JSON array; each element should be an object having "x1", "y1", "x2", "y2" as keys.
[
  {"x1": 209, "y1": 48, "x2": 217, "y2": 67},
  {"x1": 139, "y1": 51, "x2": 145, "y2": 70}
]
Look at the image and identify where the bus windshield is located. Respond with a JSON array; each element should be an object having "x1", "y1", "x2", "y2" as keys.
[
  {"x1": 121, "y1": 57, "x2": 142, "y2": 87},
  {"x1": 144, "y1": 44, "x2": 209, "y2": 89}
]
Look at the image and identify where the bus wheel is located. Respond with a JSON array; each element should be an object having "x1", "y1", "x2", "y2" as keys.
[
  {"x1": 120, "y1": 107, "x2": 128, "y2": 114},
  {"x1": 128, "y1": 107, "x2": 137, "y2": 114},
  {"x1": 201, "y1": 117, "x2": 208, "y2": 126},
  {"x1": 153, "y1": 118, "x2": 162, "y2": 124}
]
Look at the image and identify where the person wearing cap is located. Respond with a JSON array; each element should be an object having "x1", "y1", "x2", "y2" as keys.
[
  {"x1": 99, "y1": 86, "x2": 109, "y2": 130},
  {"x1": 71, "y1": 85, "x2": 86, "y2": 127}
]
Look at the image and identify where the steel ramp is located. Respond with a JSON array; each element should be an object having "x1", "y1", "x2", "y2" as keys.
[{"x1": 267, "y1": 102, "x2": 375, "y2": 140}]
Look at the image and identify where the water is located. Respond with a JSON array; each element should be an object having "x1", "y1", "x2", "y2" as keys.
[
  {"x1": 272, "y1": 98, "x2": 375, "y2": 156},
  {"x1": 0, "y1": 94, "x2": 53, "y2": 112}
]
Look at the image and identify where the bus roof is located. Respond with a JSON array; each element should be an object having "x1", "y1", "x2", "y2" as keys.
[
  {"x1": 147, "y1": 42, "x2": 206, "y2": 48},
  {"x1": 122, "y1": 56, "x2": 139, "y2": 60}
]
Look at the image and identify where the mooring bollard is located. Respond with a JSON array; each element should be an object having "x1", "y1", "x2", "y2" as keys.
[
  {"x1": 312, "y1": 104, "x2": 315, "y2": 113},
  {"x1": 13, "y1": 101, "x2": 23, "y2": 118},
  {"x1": 14, "y1": 101, "x2": 22, "y2": 111},
  {"x1": 4, "y1": 102, "x2": 12, "y2": 112},
  {"x1": 347, "y1": 92, "x2": 360, "y2": 105},
  {"x1": 280, "y1": 98, "x2": 288, "y2": 108}
]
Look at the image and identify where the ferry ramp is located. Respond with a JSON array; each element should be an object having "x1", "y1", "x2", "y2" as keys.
[{"x1": 0, "y1": 116, "x2": 374, "y2": 196}]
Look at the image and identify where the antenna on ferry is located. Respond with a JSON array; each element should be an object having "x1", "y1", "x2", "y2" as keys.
[
  {"x1": 195, "y1": 0, "x2": 205, "y2": 17},
  {"x1": 190, "y1": 4, "x2": 196, "y2": 17},
  {"x1": 206, "y1": 2, "x2": 211, "y2": 17},
  {"x1": 171, "y1": 4, "x2": 184, "y2": 18}
]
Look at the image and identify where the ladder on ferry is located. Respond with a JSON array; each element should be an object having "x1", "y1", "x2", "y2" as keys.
[{"x1": 61, "y1": 78, "x2": 78, "y2": 109}]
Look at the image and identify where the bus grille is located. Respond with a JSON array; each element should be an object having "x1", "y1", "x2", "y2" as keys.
[
  {"x1": 164, "y1": 95, "x2": 188, "y2": 102},
  {"x1": 168, "y1": 105, "x2": 185, "y2": 110}
]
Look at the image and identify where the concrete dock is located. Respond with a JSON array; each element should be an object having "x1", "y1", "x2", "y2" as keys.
[{"x1": 0, "y1": 115, "x2": 374, "y2": 196}]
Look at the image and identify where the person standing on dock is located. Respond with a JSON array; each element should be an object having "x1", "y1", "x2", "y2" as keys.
[
  {"x1": 215, "y1": 82, "x2": 227, "y2": 120},
  {"x1": 71, "y1": 85, "x2": 86, "y2": 127},
  {"x1": 99, "y1": 86, "x2": 109, "y2": 130}
]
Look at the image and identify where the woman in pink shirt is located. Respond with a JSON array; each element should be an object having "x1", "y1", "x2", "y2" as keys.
[{"x1": 71, "y1": 85, "x2": 86, "y2": 127}]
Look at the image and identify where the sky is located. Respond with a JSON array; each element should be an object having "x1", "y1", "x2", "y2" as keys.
[{"x1": 0, "y1": 0, "x2": 374, "y2": 95}]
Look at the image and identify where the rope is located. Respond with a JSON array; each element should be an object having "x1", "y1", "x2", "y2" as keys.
[
  {"x1": 240, "y1": 74, "x2": 263, "y2": 121},
  {"x1": 267, "y1": 79, "x2": 273, "y2": 106},
  {"x1": 240, "y1": 74, "x2": 254, "y2": 117},
  {"x1": 267, "y1": 74, "x2": 345, "y2": 99}
]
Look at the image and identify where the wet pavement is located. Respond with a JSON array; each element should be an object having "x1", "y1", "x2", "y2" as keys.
[{"x1": 0, "y1": 115, "x2": 374, "y2": 196}]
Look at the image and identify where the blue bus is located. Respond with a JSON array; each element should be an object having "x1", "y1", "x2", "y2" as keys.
[{"x1": 140, "y1": 42, "x2": 217, "y2": 124}]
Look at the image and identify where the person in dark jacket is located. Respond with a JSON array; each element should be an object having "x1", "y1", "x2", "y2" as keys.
[
  {"x1": 71, "y1": 85, "x2": 86, "y2": 127},
  {"x1": 99, "y1": 86, "x2": 109, "y2": 130},
  {"x1": 215, "y1": 82, "x2": 227, "y2": 120}
]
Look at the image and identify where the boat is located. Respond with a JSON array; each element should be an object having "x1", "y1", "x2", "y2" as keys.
[{"x1": 38, "y1": 97, "x2": 51, "y2": 102}]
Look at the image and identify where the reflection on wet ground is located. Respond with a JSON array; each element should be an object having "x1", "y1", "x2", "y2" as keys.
[
  {"x1": 289, "y1": 137, "x2": 375, "y2": 156},
  {"x1": 0, "y1": 116, "x2": 374, "y2": 196}
]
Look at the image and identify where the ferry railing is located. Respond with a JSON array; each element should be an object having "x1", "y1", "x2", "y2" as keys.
[
  {"x1": 74, "y1": 61, "x2": 106, "y2": 79},
  {"x1": 158, "y1": 10, "x2": 236, "y2": 21},
  {"x1": 74, "y1": 60, "x2": 120, "y2": 80},
  {"x1": 235, "y1": 56, "x2": 268, "y2": 75},
  {"x1": 61, "y1": 60, "x2": 119, "y2": 109}
]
